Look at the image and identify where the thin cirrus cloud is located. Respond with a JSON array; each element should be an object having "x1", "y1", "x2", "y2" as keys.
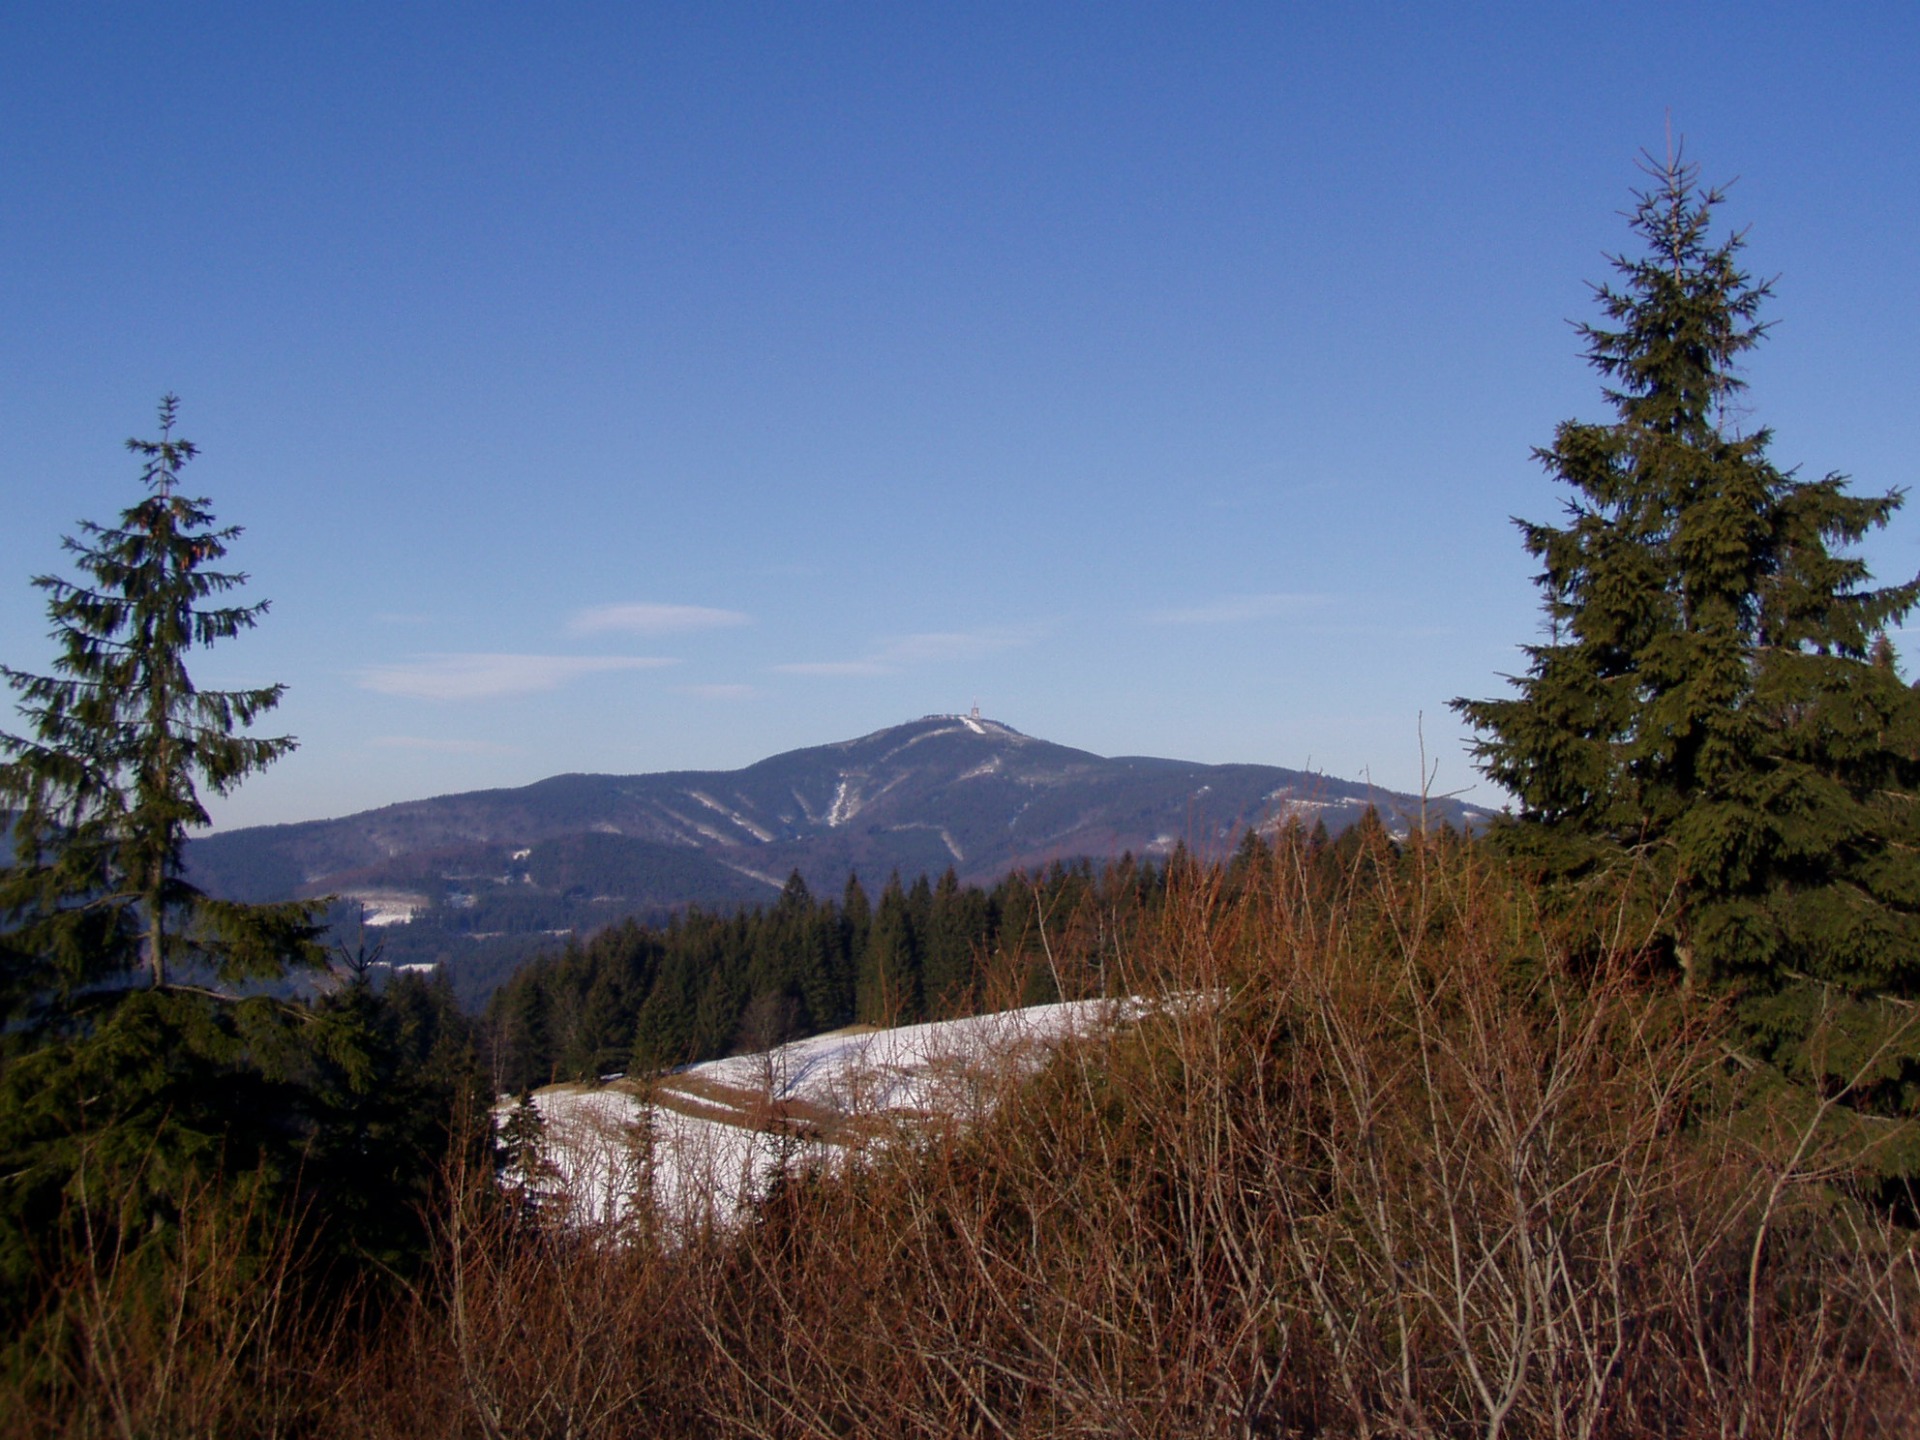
[
  {"x1": 356, "y1": 653, "x2": 678, "y2": 701},
  {"x1": 1145, "y1": 592, "x2": 1331, "y2": 625},
  {"x1": 568, "y1": 602, "x2": 752, "y2": 635},
  {"x1": 774, "y1": 624, "x2": 1044, "y2": 677}
]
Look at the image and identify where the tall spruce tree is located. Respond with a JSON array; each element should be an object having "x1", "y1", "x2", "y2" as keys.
[
  {"x1": 1453, "y1": 157, "x2": 1920, "y2": 996},
  {"x1": 0, "y1": 395, "x2": 322, "y2": 1013},
  {"x1": 0, "y1": 399, "x2": 343, "y2": 1312}
]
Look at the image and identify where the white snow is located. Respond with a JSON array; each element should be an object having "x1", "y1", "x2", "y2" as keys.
[
  {"x1": 878, "y1": 726, "x2": 967, "y2": 764},
  {"x1": 345, "y1": 890, "x2": 430, "y2": 927},
  {"x1": 717, "y1": 860, "x2": 787, "y2": 889},
  {"x1": 508, "y1": 998, "x2": 1140, "y2": 1232},
  {"x1": 688, "y1": 790, "x2": 777, "y2": 843},
  {"x1": 657, "y1": 805, "x2": 736, "y2": 848},
  {"x1": 891, "y1": 821, "x2": 965, "y2": 862},
  {"x1": 1272, "y1": 797, "x2": 1343, "y2": 815},
  {"x1": 826, "y1": 777, "x2": 857, "y2": 828}
]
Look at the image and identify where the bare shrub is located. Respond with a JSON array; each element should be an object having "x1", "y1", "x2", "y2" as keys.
[
  {"x1": 0, "y1": 1158, "x2": 342, "y2": 1440},
  {"x1": 326, "y1": 1135, "x2": 708, "y2": 1440},
  {"x1": 91, "y1": 832, "x2": 1912, "y2": 1437},
  {"x1": 666, "y1": 828, "x2": 1920, "y2": 1438}
]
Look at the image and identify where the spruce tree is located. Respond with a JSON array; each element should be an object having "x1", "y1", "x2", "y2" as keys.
[
  {"x1": 0, "y1": 398, "x2": 329, "y2": 1311},
  {"x1": 0, "y1": 395, "x2": 322, "y2": 1010},
  {"x1": 921, "y1": 867, "x2": 978, "y2": 1018},
  {"x1": 859, "y1": 872, "x2": 922, "y2": 1025},
  {"x1": 1453, "y1": 157, "x2": 1920, "y2": 996}
]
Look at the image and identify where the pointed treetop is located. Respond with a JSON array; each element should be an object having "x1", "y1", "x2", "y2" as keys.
[{"x1": 125, "y1": 393, "x2": 197, "y2": 499}]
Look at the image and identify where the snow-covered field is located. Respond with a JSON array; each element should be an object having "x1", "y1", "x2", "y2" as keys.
[{"x1": 507, "y1": 998, "x2": 1138, "y2": 1230}]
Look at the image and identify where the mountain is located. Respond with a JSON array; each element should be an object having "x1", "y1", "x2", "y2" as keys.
[{"x1": 185, "y1": 714, "x2": 1493, "y2": 980}]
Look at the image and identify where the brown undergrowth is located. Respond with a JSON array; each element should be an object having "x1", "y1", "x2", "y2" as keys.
[
  {"x1": 0, "y1": 1164, "x2": 348, "y2": 1439},
  {"x1": 12, "y1": 828, "x2": 1920, "y2": 1437}
]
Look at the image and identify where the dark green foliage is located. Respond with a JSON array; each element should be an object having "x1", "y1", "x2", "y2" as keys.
[
  {"x1": 858, "y1": 873, "x2": 923, "y2": 1025},
  {"x1": 487, "y1": 854, "x2": 1182, "y2": 1085},
  {"x1": 0, "y1": 400, "x2": 323, "y2": 1313},
  {"x1": 286, "y1": 969, "x2": 486, "y2": 1272},
  {"x1": 496, "y1": 1087, "x2": 560, "y2": 1216},
  {"x1": 0, "y1": 963, "x2": 483, "y2": 1325},
  {"x1": 0, "y1": 397, "x2": 324, "y2": 1003},
  {"x1": 0, "y1": 402, "x2": 481, "y2": 1339},
  {"x1": 0, "y1": 989, "x2": 293, "y2": 1306},
  {"x1": 1454, "y1": 158, "x2": 1920, "y2": 995},
  {"x1": 921, "y1": 867, "x2": 983, "y2": 1014}
]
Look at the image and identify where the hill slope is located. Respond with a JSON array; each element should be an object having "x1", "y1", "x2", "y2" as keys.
[{"x1": 186, "y1": 714, "x2": 1490, "y2": 977}]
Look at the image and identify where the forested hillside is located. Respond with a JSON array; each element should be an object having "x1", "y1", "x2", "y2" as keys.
[{"x1": 485, "y1": 823, "x2": 1378, "y2": 1090}]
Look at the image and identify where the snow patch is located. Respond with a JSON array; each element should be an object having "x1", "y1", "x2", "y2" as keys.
[
  {"x1": 892, "y1": 822, "x2": 966, "y2": 863},
  {"x1": 688, "y1": 790, "x2": 776, "y2": 843},
  {"x1": 1272, "y1": 796, "x2": 1344, "y2": 814},
  {"x1": 657, "y1": 805, "x2": 737, "y2": 848},
  {"x1": 878, "y1": 725, "x2": 971, "y2": 763},
  {"x1": 511, "y1": 998, "x2": 1144, "y2": 1231},
  {"x1": 344, "y1": 890, "x2": 430, "y2": 927},
  {"x1": 716, "y1": 860, "x2": 787, "y2": 889}
]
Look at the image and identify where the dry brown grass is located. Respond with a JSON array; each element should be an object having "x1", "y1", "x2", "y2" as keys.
[
  {"x1": 11, "y1": 829, "x2": 1919, "y2": 1437},
  {"x1": 0, "y1": 1164, "x2": 347, "y2": 1440},
  {"x1": 649, "y1": 832, "x2": 1920, "y2": 1437}
]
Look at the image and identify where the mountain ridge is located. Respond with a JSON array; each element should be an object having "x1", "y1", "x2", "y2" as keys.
[{"x1": 184, "y1": 715, "x2": 1493, "y2": 981}]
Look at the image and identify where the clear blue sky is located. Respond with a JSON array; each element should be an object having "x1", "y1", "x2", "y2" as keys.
[{"x1": 3, "y1": 3, "x2": 1917, "y2": 830}]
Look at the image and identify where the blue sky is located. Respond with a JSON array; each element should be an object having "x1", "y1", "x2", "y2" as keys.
[{"x1": 3, "y1": 3, "x2": 1917, "y2": 830}]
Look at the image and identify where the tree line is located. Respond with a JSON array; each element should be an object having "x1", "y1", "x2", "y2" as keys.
[{"x1": 484, "y1": 820, "x2": 1391, "y2": 1092}]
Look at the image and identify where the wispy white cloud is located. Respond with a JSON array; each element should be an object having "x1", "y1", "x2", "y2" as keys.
[
  {"x1": 775, "y1": 624, "x2": 1044, "y2": 678},
  {"x1": 356, "y1": 653, "x2": 677, "y2": 701},
  {"x1": 368, "y1": 735, "x2": 519, "y2": 756},
  {"x1": 569, "y1": 602, "x2": 751, "y2": 635},
  {"x1": 1146, "y1": 593, "x2": 1331, "y2": 625},
  {"x1": 676, "y1": 682, "x2": 761, "y2": 700}
]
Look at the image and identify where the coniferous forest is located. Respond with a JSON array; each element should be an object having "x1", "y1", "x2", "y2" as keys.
[
  {"x1": 484, "y1": 834, "x2": 1351, "y2": 1092},
  {"x1": 4, "y1": 157, "x2": 1920, "y2": 1436}
]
